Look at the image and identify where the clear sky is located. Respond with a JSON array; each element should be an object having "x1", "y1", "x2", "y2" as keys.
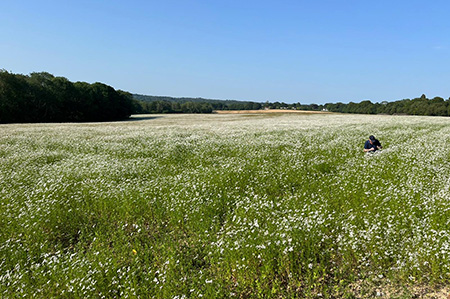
[{"x1": 1, "y1": 0, "x2": 450, "y2": 104}]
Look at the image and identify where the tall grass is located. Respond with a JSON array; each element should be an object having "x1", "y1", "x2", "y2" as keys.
[{"x1": 1, "y1": 113, "x2": 450, "y2": 298}]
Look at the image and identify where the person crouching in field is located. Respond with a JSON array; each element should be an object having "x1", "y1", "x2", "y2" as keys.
[{"x1": 364, "y1": 135, "x2": 382, "y2": 153}]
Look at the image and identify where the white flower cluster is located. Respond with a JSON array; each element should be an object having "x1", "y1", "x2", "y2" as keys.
[{"x1": 1, "y1": 113, "x2": 450, "y2": 297}]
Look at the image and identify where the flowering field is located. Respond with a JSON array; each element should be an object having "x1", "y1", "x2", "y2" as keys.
[{"x1": 1, "y1": 113, "x2": 450, "y2": 298}]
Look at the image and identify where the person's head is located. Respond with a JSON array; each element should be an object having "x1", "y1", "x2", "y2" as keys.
[{"x1": 369, "y1": 135, "x2": 375, "y2": 143}]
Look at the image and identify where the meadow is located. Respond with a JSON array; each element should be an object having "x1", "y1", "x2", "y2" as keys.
[{"x1": 1, "y1": 113, "x2": 450, "y2": 298}]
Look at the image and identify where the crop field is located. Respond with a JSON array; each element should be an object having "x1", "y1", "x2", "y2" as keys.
[{"x1": 1, "y1": 113, "x2": 450, "y2": 298}]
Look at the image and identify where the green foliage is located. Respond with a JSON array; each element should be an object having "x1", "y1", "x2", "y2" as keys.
[
  {"x1": 325, "y1": 95, "x2": 450, "y2": 116},
  {"x1": 133, "y1": 94, "x2": 262, "y2": 113},
  {"x1": 0, "y1": 70, "x2": 134, "y2": 123},
  {"x1": 260, "y1": 96, "x2": 450, "y2": 117},
  {"x1": 135, "y1": 100, "x2": 214, "y2": 114}
]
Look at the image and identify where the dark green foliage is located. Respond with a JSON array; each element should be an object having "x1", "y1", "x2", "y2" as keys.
[
  {"x1": 262, "y1": 96, "x2": 450, "y2": 116},
  {"x1": 3, "y1": 69, "x2": 449, "y2": 119},
  {"x1": 325, "y1": 96, "x2": 450, "y2": 116},
  {"x1": 263, "y1": 101, "x2": 325, "y2": 111},
  {"x1": 133, "y1": 94, "x2": 262, "y2": 113},
  {"x1": 262, "y1": 96, "x2": 450, "y2": 117},
  {"x1": 132, "y1": 94, "x2": 450, "y2": 116},
  {"x1": 0, "y1": 70, "x2": 134, "y2": 123},
  {"x1": 135, "y1": 100, "x2": 214, "y2": 114}
]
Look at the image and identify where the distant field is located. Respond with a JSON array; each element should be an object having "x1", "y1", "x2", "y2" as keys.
[{"x1": 1, "y1": 113, "x2": 450, "y2": 298}]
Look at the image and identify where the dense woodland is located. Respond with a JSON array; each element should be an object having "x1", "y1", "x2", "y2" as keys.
[
  {"x1": 133, "y1": 94, "x2": 262, "y2": 113},
  {"x1": 325, "y1": 95, "x2": 450, "y2": 116},
  {"x1": 2, "y1": 70, "x2": 450, "y2": 123},
  {"x1": 0, "y1": 70, "x2": 134, "y2": 123},
  {"x1": 138, "y1": 95, "x2": 450, "y2": 116},
  {"x1": 266, "y1": 95, "x2": 450, "y2": 116}
]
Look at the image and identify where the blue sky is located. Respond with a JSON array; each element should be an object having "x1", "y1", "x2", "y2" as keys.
[{"x1": 1, "y1": 0, "x2": 450, "y2": 104}]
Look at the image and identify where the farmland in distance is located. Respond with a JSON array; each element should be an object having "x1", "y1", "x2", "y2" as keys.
[{"x1": 1, "y1": 113, "x2": 450, "y2": 298}]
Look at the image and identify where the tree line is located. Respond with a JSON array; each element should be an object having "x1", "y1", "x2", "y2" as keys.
[
  {"x1": 0, "y1": 70, "x2": 135, "y2": 123},
  {"x1": 264, "y1": 95, "x2": 450, "y2": 116},
  {"x1": 325, "y1": 95, "x2": 450, "y2": 116},
  {"x1": 133, "y1": 94, "x2": 262, "y2": 113},
  {"x1": 134, "y1": 101, "x2": 214, "y2": 114},
  {"x1": 263, "y1": 101, "x2": 323, "y2": 111},
  {"x1": 2, "y1": 70, "x2": 450, "y2": 123},
  {"x1": 133, "y1": 100, "x2": 263, "y2": 114}
]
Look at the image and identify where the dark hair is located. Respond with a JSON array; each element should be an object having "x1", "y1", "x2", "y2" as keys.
[{"x1": 369, "y1": 135, "x2": 375, "y2": 141}]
